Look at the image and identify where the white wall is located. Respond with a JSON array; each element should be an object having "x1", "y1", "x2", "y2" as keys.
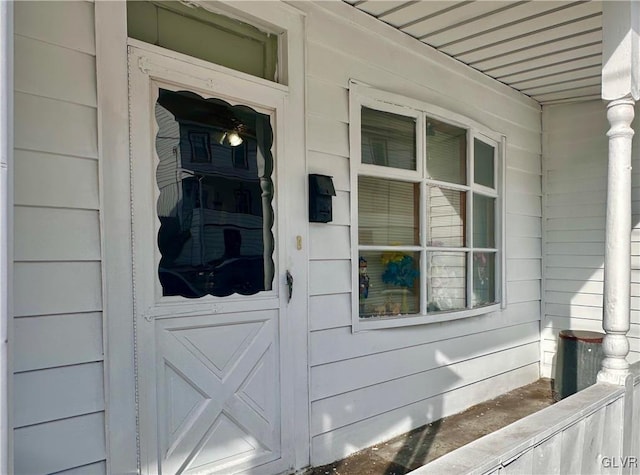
[
  {"x1": 541, "y1": 101, "x2": 640, "y2": 379},
  {"x1": 297, "y1": 2, "x2": 543, "y2": 466},
  {"x1": 10, "y1": 0, "x2": 545, "y2": 471},
  {"x1": 12, "y1": 2, "x2": 106, "y2": 473}
]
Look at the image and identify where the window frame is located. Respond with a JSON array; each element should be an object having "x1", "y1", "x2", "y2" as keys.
[{"x1": 349, "y1": 81, "x2": 506, "y2": 331}]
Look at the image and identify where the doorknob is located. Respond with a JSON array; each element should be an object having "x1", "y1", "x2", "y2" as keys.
[{"x1": 286, "y1": 271, "x2": 293, "y2": 302}]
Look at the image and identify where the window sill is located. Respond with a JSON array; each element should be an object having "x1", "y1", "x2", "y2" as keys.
[{"x1": 353, "y1": 303, "x2": 501, "y2": 332}]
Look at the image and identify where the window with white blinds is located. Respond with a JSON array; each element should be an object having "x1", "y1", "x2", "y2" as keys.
[{"x1": 351, "y1": 84, "x2": 504, "y2": 329}]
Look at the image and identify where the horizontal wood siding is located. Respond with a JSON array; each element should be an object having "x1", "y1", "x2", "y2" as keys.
[
  {"x1": 542, "y1": 101, "x2": 640, "y2": 378},
  {"x1": 300, "y1": 2, "x2": 543, "y2": 465},
  {"x1": 12, "y1": 2, "x2": 106, "y2": 473}
]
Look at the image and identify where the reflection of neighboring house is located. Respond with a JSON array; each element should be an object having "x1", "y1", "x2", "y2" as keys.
[{"x1": 155, "y1": 96, "x2": 268, "y2": 292}]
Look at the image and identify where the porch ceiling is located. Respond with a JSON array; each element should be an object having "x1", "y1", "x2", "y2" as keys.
[{"x1": 343, "y1": 0, "x2": 603, "y2": 105}]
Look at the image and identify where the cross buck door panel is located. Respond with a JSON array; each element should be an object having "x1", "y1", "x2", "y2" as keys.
[{"x1": 128, "y1": 44, "x2": 293, "y2": 475}]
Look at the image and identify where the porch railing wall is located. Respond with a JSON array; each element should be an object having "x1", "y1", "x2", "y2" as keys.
[
  {"x1": 411, "y1": 362, "x2": 640, "y2": 475},
  {"x1": 632, "y1": 366, "x2": 640, "y2": 475}
]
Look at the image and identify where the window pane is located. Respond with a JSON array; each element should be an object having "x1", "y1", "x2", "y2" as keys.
[
  {"x1": 427, "y1": 252, "x2": 466, "y2": 312},
  {"x1": 155, "y1": 89, "x2": 275, "y2": 298},
  {"x1": 359, "y1": 251, "x2": 420, "y2": 318},
  {"x1": 474, "y1": 139, "x2": 495, "y2": 188},
  {"x1": 359, "y1": 177, "x2": 419, "y2": 246},
  {"x1": 473, "y1": 194, "x2": 495, "y2": 248},
  {"x1": 428, "y1": 186, "x2": 466, "y2": 247},
  {"x1": 361, "y1": 107, "x2": 416, "y2": 170},
  {"x1": 473, "y1": 252, "x2": 496, "y2": 307},
  {"x1": 426, "y1": 118, "x2": 466, "y2": 184},
  {"x1": 127, "y1": 1, "x2": 278, "y2": 81}
]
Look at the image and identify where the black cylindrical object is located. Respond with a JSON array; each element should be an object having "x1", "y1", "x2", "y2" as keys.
[{"x1": 553, "y1": 330, "x2": 604, "y2": 401}]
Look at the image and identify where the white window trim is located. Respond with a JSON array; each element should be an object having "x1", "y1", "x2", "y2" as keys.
[{"x1": 349, "y1": 81, "x2": 506, "y2": 332}]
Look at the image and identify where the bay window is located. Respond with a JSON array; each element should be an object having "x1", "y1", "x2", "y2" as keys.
[{"x1": 350, "y1": 83, "x2": 505, "y2": 330}]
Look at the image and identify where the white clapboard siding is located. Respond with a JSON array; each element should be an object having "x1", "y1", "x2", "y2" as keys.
[
  {"x1": 14, "y1": 34, "x2": 96, "y2": 107},
  {"x1": 507, "y1": 280, "x2": 541, "y2": 303},
  {"x1": 309, "y1": 293, "x2": 352, "y2": 331},
  {"x1": 311, "y1": 321, "x2": 539, "y2": 401},
  {"x1": 13, "y1": 413, "x2": 106, "y2": 475},
  {"x1": 298, "y1": 2, "x2": 543, "y2": 464},
  {"x1": 542, "y1": 100, "x2": 640, "y2": 377},
  {"x1": 507, "y1": 259, "x2": 542, "y2": 281},
  {"x1": 14, "y1": 92, "x2": 98, "y2": 159},
  {"x1": 506, "y1": 214, "x2": 542, "y2": 238},
  {"x1": 12, "y1": 2, "x2": 106, "y2": 473},
  {"x1": 507, "y1": 146, "x2": 542, "y2": 175},
  {"x1": 14, "y1": 262, "x2": 102, "y2": 317},
  {"x1": 14, "y1": 362, "x2": 105, "y2": 428},
  {"x1": 13, "y1": 313, "x2": 103, "y2": 372},
  {"x1": 545, "y1": 267, "x2": 604, "y2": 282},
  {"x1": 54, "y1": 462, "x2": 107, "y2": 475},
  {"x1": 307, "y1": 76, "x2": 349, "y2": 124},
  {"x1": 311, "y1": 342, "x2": 539, "y2": 435},
  {"x1": 14, "y1": 1, "x2": 95, "y2": 55},
  {"x1": 310, "y1": 300, "x2": 540, "y2": 366},
  {"x1": 307, "y1": 115, "x2": 349, "y2": 157},
  {"x1": 506, "y1": 192, "x2": 542, "y2": 217},
  {"x1": 311, "y1": 363, "x2": 539, "y2": 465},
  {"x1": 14, "y1": 207, "x2": 101, "y2": 261},
  {"x1": 543, "y1": 317, "x2": 640, "y2": 340},
  {"x1": 310, "y1": 225, "x2": 350, "y2": 260},
  {"x1": 506, "y1": 237, "x2": 541, "y2": 259},
  {"x1": 506, "y1": 169, "x2": 541, "y2": 195},
  {"x1": 309, "y1": 260, "x2": 352, "y2": 296},
  {"x1": 546, "y1": 303, "x2": 609, "y2": 320},
  {"x1": 14, "y1": 151, "x2": 99, "y2": 209},
  {"x1": 329, "y1": 191, "x2": 350, "y2": 226}
]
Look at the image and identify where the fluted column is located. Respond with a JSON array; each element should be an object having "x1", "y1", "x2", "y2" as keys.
[{"x1": 598, "y1": 97, "x2": 635, "y2": 385}]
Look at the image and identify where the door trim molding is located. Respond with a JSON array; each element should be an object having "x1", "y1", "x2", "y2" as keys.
[
  {"x1": 95, "y1": 3, "x2": 138, "y2": 474},
  {"x1": 97, "y1": 2, "x2": 308, "y2": 472}
]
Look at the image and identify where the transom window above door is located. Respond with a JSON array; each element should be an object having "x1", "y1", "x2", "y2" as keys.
[
  {"x1": 350, "y1": 83, "x2": 505, "y2": 330},
  {"x1": 127, "y1": 1, "x2": 279, "y2": 82}
]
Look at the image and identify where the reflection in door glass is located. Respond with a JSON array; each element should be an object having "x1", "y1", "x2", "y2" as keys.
[{"x1": 155, "y1": 89, "x2": 274, "y2": 297}]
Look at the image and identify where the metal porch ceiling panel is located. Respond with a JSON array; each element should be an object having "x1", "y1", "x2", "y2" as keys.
[{"x1": 344, "y1": 0, "x2": 603, "y2": 105}]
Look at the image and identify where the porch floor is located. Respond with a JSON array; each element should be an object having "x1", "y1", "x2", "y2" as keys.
[{"x1": 306, "y1": 378, "x2": 554, "y2": 475}]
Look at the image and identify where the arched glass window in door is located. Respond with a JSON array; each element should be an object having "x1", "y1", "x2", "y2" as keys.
[{"x1": 155, "y1": 89, "x2": 275, "y2": 298}]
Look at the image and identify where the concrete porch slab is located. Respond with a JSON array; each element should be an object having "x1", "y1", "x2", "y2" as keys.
[{"x1": 305, "y1": 378, "x2": 554, "y2": 475}]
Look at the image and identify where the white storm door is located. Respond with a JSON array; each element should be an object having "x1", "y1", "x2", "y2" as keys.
[{"x1": 128, "y1": 44, "x2": 294, "y2": 475}]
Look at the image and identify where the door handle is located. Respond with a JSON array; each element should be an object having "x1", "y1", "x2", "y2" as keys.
[{"x1": 286, "y1": 270, "x2": 293, "y2": 302}]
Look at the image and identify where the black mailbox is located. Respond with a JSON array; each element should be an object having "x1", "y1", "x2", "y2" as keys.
[{"x1": 309, "y1": 174, "x2": 336, "y2": 223}]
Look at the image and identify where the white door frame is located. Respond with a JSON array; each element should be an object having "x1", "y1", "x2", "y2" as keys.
[{"x1": 96, "y1": 3, "x2": 308, "y2": 473}]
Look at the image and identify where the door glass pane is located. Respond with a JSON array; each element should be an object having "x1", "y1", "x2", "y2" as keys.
[
  {"x1": 358, "y1": 176, "x2": 419, "y2": 246},
  {"x1": 427, "y1": 252, "x2": 466, "y2": 312},
  {"x1": 155, "y1": 89, "x2": 275, "y2": 298},
  {"x1": 358, "y1": 251, "x2": 420, "y2": 318},
  {"x1": 428, "y1": 186, "x2": 466, "y2": 247},
  {"x1": 473, "y1": 252, "x2": 496, "y2": 307},
  {"x1": 474, "y1": 138, "x2": 495, "y2": 188},
  {"x1": 361, "y1": 107, "x2": 416, "y2": 170},
  {"x1": 473, "y1": 194, "x2": 495, "y2": 248},
  {"x1": 426, "y1": 118, "x2": 466, "y2": 184}
]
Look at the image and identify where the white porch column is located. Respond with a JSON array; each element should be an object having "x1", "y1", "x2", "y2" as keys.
[
  {"x1": 598, "y1": 0, "x2": 639, "y2": 385},
  {"x1": 599, "y1": 98, "x2": 635, "y2": 384}
]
